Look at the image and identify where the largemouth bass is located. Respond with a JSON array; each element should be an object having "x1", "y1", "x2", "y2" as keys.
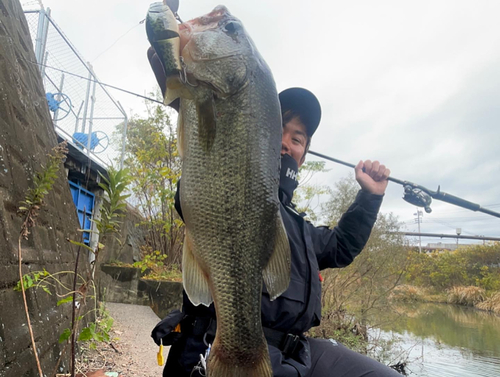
[{"x1": 146, "y1": 3, "x2": 291, "y2": 377}]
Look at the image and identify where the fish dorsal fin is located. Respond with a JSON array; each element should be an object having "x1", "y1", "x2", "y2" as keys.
[
  {"x1": 263, "y1": 214, "x2": 291, "y2": 300},
  {"x1": 196, "y1": 95, "x2": 217, "y2": 152},
  {"x1": 182, "y1": 231, "x2": 213, "y2": 307}
]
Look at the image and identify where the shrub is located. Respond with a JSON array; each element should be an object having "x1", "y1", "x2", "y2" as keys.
[
  {"x1": 133, "y1": 246, "x2": 181, "y2": 281},
  {"x1": 404, "y1": 243, "x2": 500, "y2": 290},
  {"x1": 389, "y1": 285, "x2": 424, "y2": 302},
  {"x1": 307, "y1": 310, "x2": 368, "y2": 354},
  {"x1": 476, "y1": 292, "x2": 500, "y2": 315},
  {"x1": 446, "y1": 286, "x2": 485, "y2": 306}
]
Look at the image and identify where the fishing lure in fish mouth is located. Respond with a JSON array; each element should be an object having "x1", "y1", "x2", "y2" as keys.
[{"x1": 146, "y1": 3, "x2": 181, "y2": 70}]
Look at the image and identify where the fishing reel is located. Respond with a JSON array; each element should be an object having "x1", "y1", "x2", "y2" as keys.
[
  {"x1": 403, "y1": 184, "x2": 433, "y2": 213},
  {"x1": 307, "y1": 150, "x2": 500, "y2": 218}
]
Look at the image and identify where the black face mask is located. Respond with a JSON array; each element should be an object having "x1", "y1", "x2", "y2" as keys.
[{"x1": 279, "y1": 154, "x2": 299, "y2": 204}]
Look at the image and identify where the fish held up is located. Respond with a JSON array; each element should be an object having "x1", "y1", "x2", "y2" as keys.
[{"x1": 147, "y1": 3, "x2": 291, "y2": 376}]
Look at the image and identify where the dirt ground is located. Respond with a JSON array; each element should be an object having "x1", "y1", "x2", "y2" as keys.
[{"x1": 76, "y1": 302, "x2": 168, "y2": 377}]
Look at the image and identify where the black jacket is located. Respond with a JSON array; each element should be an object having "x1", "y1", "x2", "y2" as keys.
[
  {"x1": 262, "y1": 189, "x2": 382, "y2": 336},
  {"x1": 169, "y1": 184, "x2": 383, "y2": 376}
]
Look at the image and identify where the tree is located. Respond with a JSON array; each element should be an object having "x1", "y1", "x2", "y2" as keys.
[
  {"x1": 320, "y1": 175, "x2": 409, "y2": 319},
  {"x1": 292, "y1": 160, "x2": 330, "y2": 223},
  {"x1": 120, "y1": 97, "x2": 183, "y2": 265}
]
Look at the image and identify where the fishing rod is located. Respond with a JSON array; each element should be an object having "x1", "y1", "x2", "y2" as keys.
[{"x1": 308, "y1": 150, "x2": 500, "y2": 219}]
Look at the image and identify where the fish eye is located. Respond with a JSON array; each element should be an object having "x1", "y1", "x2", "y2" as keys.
[{"x1": 224, "y1": 21, "x2": 241, "y2": 34}]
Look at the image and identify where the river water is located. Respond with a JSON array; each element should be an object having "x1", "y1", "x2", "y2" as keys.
[{"x1": 368, "y1": 302, "x2": 500, "y2": 376}]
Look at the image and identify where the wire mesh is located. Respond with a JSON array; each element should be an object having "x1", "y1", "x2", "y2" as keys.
[{"x1": 22, "y1": 7, "x2": 127, "y2": 167}]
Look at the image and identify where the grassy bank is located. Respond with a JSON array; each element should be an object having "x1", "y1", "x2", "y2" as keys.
[
  {"x1": 389, "y1": 284, "x2": 500, "y2": 315},
  {"x1": 393, "y1": 243, "x2": 500, "y2": 314}
]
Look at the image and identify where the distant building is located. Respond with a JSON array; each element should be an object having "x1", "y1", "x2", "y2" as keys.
[{"x1": 421, "y1": 242, "x2": 472, "y2": 252}]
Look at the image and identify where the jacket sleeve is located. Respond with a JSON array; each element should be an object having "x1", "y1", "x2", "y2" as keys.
[{"x1": 312, "y1": 190, "x2": 383, "y2": 270}]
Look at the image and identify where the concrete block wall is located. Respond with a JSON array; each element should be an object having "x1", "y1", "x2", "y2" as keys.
[{"x1": 0, "y1": 1, "x2": 89, "y2": 376}]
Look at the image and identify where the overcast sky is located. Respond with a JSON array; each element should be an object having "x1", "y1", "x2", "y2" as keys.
[{"x1": 21, "y1": 0, "x2": 500, "y2": 245}]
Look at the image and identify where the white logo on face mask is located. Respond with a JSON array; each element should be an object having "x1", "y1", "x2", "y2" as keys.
[{"x1": 286, "y1": 167, "x2": 298, "y2": 181}]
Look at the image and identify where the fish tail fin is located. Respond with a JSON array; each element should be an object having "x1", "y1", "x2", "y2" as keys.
[{"x1": 207, "y1": 342, "x2": 273, "y2": 377}]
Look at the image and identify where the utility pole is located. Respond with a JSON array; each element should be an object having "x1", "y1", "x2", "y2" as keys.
[
  {"x1": 456, "y1": 228, "x2": 461, "y2": 248},
  {"x1": 414, "y1": 209, "x2": 423, "y2": 253}
]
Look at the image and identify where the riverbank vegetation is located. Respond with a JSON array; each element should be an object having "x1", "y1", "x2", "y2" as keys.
[
  {"x1": 301, "y1": 175, "x2": 411, "y2": 368},
  {"x1": 297, "y1": 171, "x2": 500, "y2": 371},
  {"x1": 392, "y1": 243, "x2": 500, "y2": 314}
]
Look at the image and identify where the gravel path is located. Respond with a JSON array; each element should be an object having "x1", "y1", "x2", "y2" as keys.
[{"x1": 104, "y1": 302, "x2": 167, "y2": 377}]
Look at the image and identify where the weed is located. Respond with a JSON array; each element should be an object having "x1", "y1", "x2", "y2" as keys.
[
  {"x1": 476, "y1": 292, "x2": 500, "y2": 314},
  {"x1": 389, "y1": 285, "x2": 424, "y2": 302},
  {"x1": 446, "y1": 286, "x2": 486, "y2": 306}
]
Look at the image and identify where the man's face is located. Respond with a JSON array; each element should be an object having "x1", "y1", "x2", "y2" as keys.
[{"x1": 281, "y1": 117, "x2": 308, "y2": 168}]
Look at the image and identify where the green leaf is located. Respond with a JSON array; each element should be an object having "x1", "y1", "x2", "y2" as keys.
[
  {"x1": 69, "y1": 240, "x2": 95, "y2": 253},
  {"x1": 25, "y1": 275, "x2": 34, "y2": 289},
  {"x1": 98, "y1": 171, "x2": 111, "y2": 186},
  {"x1": 78, "y1": 327, "x2": 93, "y2": 341},
  {"x1": 97, "y1": 182, "x2": 109, "y2": 192},
  {"x1": 57, "y1": 296, "x2": 74, "y2": 306},
  {"x1": 102, "y1": 332, "x2": 110, "y2": 342},
  {"x1": 42, "y1": 286, "x2": 52, "y2": 295},
  {"x1": 77, "y1": 229, "x2": 98, "y2": 234},
  {"x1": 59, "y1": 328, "x2": 71, "y2": 343}
]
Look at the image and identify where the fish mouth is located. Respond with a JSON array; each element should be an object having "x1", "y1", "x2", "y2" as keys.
[
  {"x1": 178, "y1": 22, "x2": 192, "y2": 52},
  {"x1": 150, "y1": 4, "x2": 248, "y2": 101},
  {"x1": 178, "y1": 6, "x2": 243, "y2": 62}
]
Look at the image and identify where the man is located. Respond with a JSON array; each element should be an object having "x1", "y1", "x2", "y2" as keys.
[{"x1": 148, "y1": 49, "x2": 399, "y2": 376}]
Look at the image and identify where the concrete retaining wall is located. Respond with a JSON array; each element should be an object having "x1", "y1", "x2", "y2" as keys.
[
  {"x1": 0, "y1": 2, "x2": 89, "y2": 376},
  {"x1": 100, "y1": 265, "x2": 183, "y2": 319}
]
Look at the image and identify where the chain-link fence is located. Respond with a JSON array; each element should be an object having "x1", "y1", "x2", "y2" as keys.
[{"x1": 22, "y1": 5, "x2": 127, "y2": 168}]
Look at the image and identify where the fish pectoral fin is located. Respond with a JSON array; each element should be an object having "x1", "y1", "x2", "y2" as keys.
[
  {"x1": 196, "y1": 95, "x2": 217, "y2": 152},
  {"x1": 182, "y1": 232, "x2": 213, "y2": 307},
  {"x1": 263, "y1": 214, "x2": 291, "y2": 300},
  {"x1": 176, "y1": 105, "x2": 184, "y2": 159}
]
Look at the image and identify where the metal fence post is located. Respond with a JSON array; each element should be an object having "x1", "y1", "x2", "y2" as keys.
[
  {"x1": 117, "y1": 100, "x2": 128, "y2": 169},
  {"x1": 80, "y1": 63, "x2": 93, "y2": 134},
  {"x1": 34, "y1": 8, "x2": 50, "y2": 67},
  {"x1": 74, "y1": 101, "x2": 84, "y2": 134},
  {"x1": 34, "y1": 9, "x2": 44, "y2": 64},
  {"x1": 86, "y1": 66, "x2": 98, "y2": 156},
  {"x1": 41, "y1": 8, "x2": 51, "y2": 61},
  {"x1": 53, "y1": 73, "x2": 65, "y2": 124},
  {"x1": 41, "y1": 51, "x2": 48, "y2": 83}
]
